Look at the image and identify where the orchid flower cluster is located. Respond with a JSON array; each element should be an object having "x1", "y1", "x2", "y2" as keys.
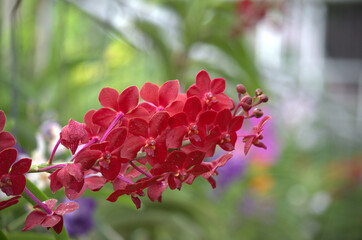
[{"x1": 0, "y1": 70, "x2": 270, "y2": 234}]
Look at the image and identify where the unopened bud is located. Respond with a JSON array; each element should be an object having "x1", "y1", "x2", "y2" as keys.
[
  {"x1": 240, "y1": 96, "x2": 252, "y2": 112},
  {"x1": 236, "y1": 84, "x2": 247, "y2": 94},
  {"x1": 255, "y1": 88, "x2": 263, "y2": 96},
  {"x1": 253, "y1": 108, "x2": 263, "y2": 118},
  {"x1": 259, "y1": 94, "x2": 268, "y2": 103}
]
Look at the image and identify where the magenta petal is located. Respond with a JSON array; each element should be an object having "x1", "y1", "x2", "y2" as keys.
[
  {"x1": 0, "y1": 148, "x2": 17, "y2": 175},
  {"x1": 169, "y1": 113, "x2": 188, "y2": 128},
  {"x1": 183, "y1": 97, "x2": 201, "y2": 122},
  {"x1": 126, "y1": 106, "x2": 151, "y2": 120},
  {"x1": 57, "y1": 167, "x2": 73, "y2": 188},
  {"x1": 131, "y1": 196, "x2": 141, "y2": 209},
  {"x1": 140, "y1": 82, "x2": 159, "y2": 106},
  {"x1": 65, "y1": 181, "x2": 86, "y2": 200},
  {"x1": 150, "y1": 162, "x2": 177, "y2": 176},
  {"x1": 128, "y1": 118, "x2": 148, "y2": 138},
  {"x1": 195, "y1": 70, "x2": 211, "y2": 93},
  {"x1": 164, "y1": 100, "x2": 185, "y2": 116},
  {"x1": 9, "y1": 174, "x2": 26, "y2": 195},
  {"x1": 184, "y1": 151, "x2": 205, "y2": 170},
  {"x1": 60, "y1": 119, "x2": 88, "y2": 155},
  {"x1": 243, "y1": 136, "x2": 254, "y2": 155},
  {"x1": 98, "y1": 87, "x2": 120, "y2": 111},
  {"x1": 147, "y1": 142, "x2": 167, "y2": 166},
  {"x1": 147, "y1": 182, "x2": 167, "y2": 202},
  {"x1": 107, "y1": 190, "x2": 126, "y2": 202},
  {"x1": 86, "y1": 176, "x2": 106, "y2": 191},
  {"x1": 210, "y1": 78, "x2": 226, "y2": 94},
  {"x1": 198, "y1": 110, "x2": 216, "y2": 126},
  {"x1": 22, "y1": 210, "x2": 47, "y2": 231},
  {"x1": 215, "y1": 109, "x2": 232, "y2": 132},
  {"x1": 213, "y1": 93, "x2": 233, "y2": 111},
  {"x1": 0, "y1": 111, "x2": 5, "y2": 131},
  {"x1": 121, "y1": 135, "x2": 145, "y2": 159},
  {"x1": 0, "y1": 196, "x2": 21, "y2": 211},
  {"x1": 0, "y1": 132, "x2": 16, "y2": 152},
  {"x1": 167, "y1": 175, "x2": 177, "y2": 190},
  {"x1": 55, "y1": 202, "x2": 79, "y2": 215},
  {"x1": 159, "y1": 80, "x2": 179, "y2": 108},
  {"x1": 166, "y1": 126, "x2": 187, "y2": 149},
  {"x1": 188, "y1": 164, "x2": 210, "y2": 176},
  {"x1": 11, "y1": 158, "x2": 32, "y2": 175},
  {"x1": 229, "y1": 116, "x2": 244, "y2": 132},
  {"x1": 206, "y1": 177, "x2": 216, "y2": 189},
  {"x1": 149, "y1": 112, "x2": 169, "y2": 138},
  {"x1": 92, "y1": 108, "x2": 117, "y2": 127},
  {"x1": 105, "y1": 127, "x2": 127, "y2": 150},
  {"x1": 100, "y1": 158, "x2": 122, "y2": 180},
  {"x1": 257, "y1": 115, "x2": 271, "y2": 131},
  {"x1": 186, "y1": 84, "x2": 203, "y2": 98},
  {"x1": 49, "y1": 170, "x2": 63, "y2": 193},
  {"x1": 166, "y1": 151, "x2": 186, "y2": 169},
  {"x1": 52, "y1": 218, "x2": 64, "y2": 234},
  {"x1": 41, "y1": 215, "x2": 62, "y2": 228},
  {"x1": 74, "y1": 150, "x2": 101, "y2": 171},
  {"x1": 84, "y1": 109, "x2": 96, "y2": 130},
  {"x1": 43, "y1": 199, "x2": 58, "y2": 210},
  {"x1": 117, "y1": 86, "x2": 139, "y2": 113}
]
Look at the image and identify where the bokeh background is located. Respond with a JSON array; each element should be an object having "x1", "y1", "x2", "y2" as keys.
[{"x1": 1, "y1": 0, "x2": 362, "y2": 239}]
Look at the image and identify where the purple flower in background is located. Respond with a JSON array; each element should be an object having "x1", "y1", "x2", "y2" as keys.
[
  {"x1": 63, "y1": 197, "x2": 96, "y2": 237},
  {"x1": 246, "y1": 111, "x2": 280, "y2": 166},
  {"x1": 216, "y1": 140, "x2": 248, "y2": 187}
]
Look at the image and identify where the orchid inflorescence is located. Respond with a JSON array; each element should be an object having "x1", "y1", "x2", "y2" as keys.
[{"x1": 0, "y1": 70, "x2": 270, "y2": 234}]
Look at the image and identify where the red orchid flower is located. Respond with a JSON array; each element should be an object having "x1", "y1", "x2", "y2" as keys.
[
  {"x1": 243, "y1": 115, "x2": 271, "y2": 155},
  {"x1": 23, "y1": 199, "x2": 79, "y2": 234},
  {"x1": 0, "y1": 148, "x2": 32, "y2": 196},
  {"x1": 60, "y1": 119, "x2": 89, "y2": 155},
  {"x1": 140, "y1": 80, "x2": 184, "y2": 115},
  {"x1": 111, "y1": 163, "x2": 151, "y2": 191},
  {"x1": 167, "y1": 96, "x2": 217, "y2": 148},
  {"x1": 187, "y1": 70, "x2": 233, "y2": 111},
  {"x1": 89, "y1": 127, "x2": 129, "y2": 180},
  {"x1": 147, "y1": 181, "x2": 168, "y2": 203},
  {"x1": 214, "y1": 109, "x2": 244, "y2": 151},
  {"x1": 107, "y1": 175, "x2": 162, "y2": 209},
  {"x1": 92, "y1": 86, "x2": 149, "y2": 128},
  {"x1": 83, "y1": 109, "x2": 104, "y2": 140},
  {"x1": 0, "y1": 195, "x2": 21, "y2": 211},
  {"x1": 187, "y1": 109, "x2": 243, "y2": 158},
  {"x1": 201, "y1": 153, "x2": 233, "y2": 188},
  {"x1": 0, "y1": 110, "x2": 16, "y2": 152},
  {"x1": 49, "y1": 163, "x2": 86, "y2": 200},
  {"x1": 150, "y1": 150, "x2": 210, "y2": 190},
  {"x1": 121, "y1": 111, "x2": 169, "y2": 166}
]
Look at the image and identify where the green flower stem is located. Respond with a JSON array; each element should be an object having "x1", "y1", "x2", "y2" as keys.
[{"x1": 28, "y1": 162, "x2": 68, "y2": 173}]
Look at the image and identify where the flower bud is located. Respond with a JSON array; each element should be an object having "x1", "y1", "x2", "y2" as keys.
[
  {"x1": 255, "y1": 88, "x2": 263, "y2": 96},
  {"x1": 253, "y1": 108, "x2": 263, "y2": 118},
  {"x1": 236, "y1": 84, "x2": 247, "y2": 94},
  {"x1": 259, "y1": 94, "x2": 268, "y2": 103},
  {"x1": 240, "y1": 96, "x2": 252, "y2": 112}
]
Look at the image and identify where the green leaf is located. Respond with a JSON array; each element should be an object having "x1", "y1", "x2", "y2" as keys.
[
  {"x1": 0, "y1": 229, "x2": 8, "y2": 240},
  {"x1": 5, "y1": 233, "x2": 53, "y2": 240},
  {"x1": 21, "y1": 179, "x2": 70, "y2": 240}
]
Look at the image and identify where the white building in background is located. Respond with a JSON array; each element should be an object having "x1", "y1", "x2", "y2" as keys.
[{"x1": 254, "y1": 0, "x2": 362, "y2": 151}]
